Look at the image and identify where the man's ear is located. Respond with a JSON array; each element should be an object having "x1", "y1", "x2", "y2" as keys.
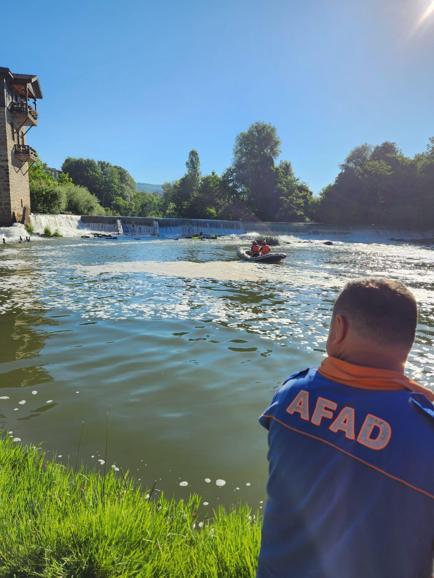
[
  {"x1": 334, "y1": 315, "x2": 348, "y2": 344},
  {"x1": 330, "y1": 314, "x2": 348, "y2": 345}
]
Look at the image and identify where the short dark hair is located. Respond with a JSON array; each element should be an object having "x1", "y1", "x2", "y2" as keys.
[{"x1": 333, "y1": 278, "x2": 417, "y2": 349}]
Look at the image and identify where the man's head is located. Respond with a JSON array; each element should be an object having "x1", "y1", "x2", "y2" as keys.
[{"x1": 326, "y1": 278, "x2": 417, "y2": 370}]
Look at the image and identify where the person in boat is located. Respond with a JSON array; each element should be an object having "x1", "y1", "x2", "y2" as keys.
[
  {"x1": 251, "y1": 240, "x2": 260, "y2": 257},
  {"x1": 259, "y1": 240, "x2": 271, "y2": 255},
  {"x1": 257, "y1": 278, "x2": 434, "y2": 578}
]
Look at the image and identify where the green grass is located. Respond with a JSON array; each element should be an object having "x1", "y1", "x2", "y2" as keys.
[
  {"x1": 42, "y1": 226, "x2": 63, "y2": 238},
  {"x1": 0, "y1": 437, "x2": 261, "y2": 577}
]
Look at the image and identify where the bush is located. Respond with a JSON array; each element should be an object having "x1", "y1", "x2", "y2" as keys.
[
  {"x1": 62, "y1": 183, "x2": 105, "y2": 216},
  {"x1": 43, "y1": 226, "x2": 52, "y2": 237},
  {"x1": 29, "y1": 161, "x2": 105, "y2": 216},
  {"x1": 30, "y1": 184, "x2": 67, "y2": 214},
  {"x1": 30, "y1": 182, "x2": 105, "y2": 217}
]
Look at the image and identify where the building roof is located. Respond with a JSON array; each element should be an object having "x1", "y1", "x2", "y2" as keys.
[{"x1": 0, "y1": 67, "x2": 42, "y2": 99}]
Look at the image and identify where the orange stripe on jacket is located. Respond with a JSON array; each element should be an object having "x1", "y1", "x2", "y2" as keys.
[{"x1": 319, "y1": 356, "x2": 434, "y2": 402}]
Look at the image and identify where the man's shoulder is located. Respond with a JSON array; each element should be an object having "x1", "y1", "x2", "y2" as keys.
[
  {"x1": 282, "y1": 367, "x2": 312, "y2": 384},
  {"x1": 277, "y1": 367, "x2": 323, "y2": 397},
  {"x1": 259, "y1": 368, "x2": 318, "y2": 430},
  {"x1": 267, "y1": 367, "x2": 434, "y2": 434},
  {"x1": 263, "y1": 364, "x2": 434, "y2": 410}
]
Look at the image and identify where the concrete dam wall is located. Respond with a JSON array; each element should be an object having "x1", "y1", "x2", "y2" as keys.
[{"x1": 30, "y1": 214, "x2": 311, "y2": 238}]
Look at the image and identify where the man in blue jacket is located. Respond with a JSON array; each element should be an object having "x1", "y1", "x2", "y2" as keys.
[{"x1": 258, "y1": 278, "x2": 434, "y2": 578}]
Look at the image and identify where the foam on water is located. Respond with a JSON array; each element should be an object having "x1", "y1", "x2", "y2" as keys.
[
  {"x1": 30, "y1": 214, "x2": 118, "y2": 237},
  {"x1": 78, "y1": 260, "x2": 282, "y2": 282},
  {"x1": 0, "y1": 223, "x2": 29, "y2": 242}
]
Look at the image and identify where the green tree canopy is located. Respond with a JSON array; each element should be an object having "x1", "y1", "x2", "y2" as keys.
[
  {"x1": 29, "y1": 161, "x2": 105, "y2": 216},
  {"x1": 162, "y1": 123, "x2": 313, "y2": 222},
  {"x1": 168, "y1": 150, "x2": 202, "y2": 217},
  {"x1": 275, "y1": 161, "x2": 313, "y2": 222},
  {"x1": 233, "y1": 122, "x2": 281, "y2": 220},
  {"x1": 61, "y1": 158, "x2": 136, "y2": 209},
  {"x1": 316, "y1": 138, "x2": 434, "y2": 228}
]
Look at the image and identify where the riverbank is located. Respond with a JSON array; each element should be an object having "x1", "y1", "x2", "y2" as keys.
[{"x1": 0, "y1": 437, "x2": 261, "y2": 577}]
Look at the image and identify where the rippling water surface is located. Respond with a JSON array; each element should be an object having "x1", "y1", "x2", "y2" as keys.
[{"x1": 0, "y1": 232, "x2": 433, "y2": 507}]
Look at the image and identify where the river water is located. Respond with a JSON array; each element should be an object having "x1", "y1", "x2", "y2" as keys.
[{"x1": 0, "y1": 231, "x2": 433, "y2": 508}]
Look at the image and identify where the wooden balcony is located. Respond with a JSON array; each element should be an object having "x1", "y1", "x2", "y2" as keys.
[
  {"x1": 14, "y1": 144, "x2": 38, "y2": 163},
  {"x1": 9, "y1": 102, "x2": 38, "y2": 126}
]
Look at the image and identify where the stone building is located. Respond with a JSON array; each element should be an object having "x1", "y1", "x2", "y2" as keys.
[{"x1": 0, "y1": 67, "x2": 42, "y2": 226}]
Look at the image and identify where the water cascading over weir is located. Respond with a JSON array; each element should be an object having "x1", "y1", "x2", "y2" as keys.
[
  {"x1": 29, "y1": 214, "x2": 247, "y2": 238},
  {"x1": 30, "y1": 214, "x2": 387, "y2": 240}
]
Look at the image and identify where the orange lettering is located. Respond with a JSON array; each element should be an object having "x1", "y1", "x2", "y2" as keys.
[
  {"x1": 329, "y1": 406, "x2": 356, "y2": 440},
  {"x1": 357, "y1": 414, "x2": 392, "y2": 450},
  {"x1": 311, "y1": 396, "x2": 337, "y2": 426},
  {"x1": 286, "y1": 390, "x2": 310, "y2": 421}
]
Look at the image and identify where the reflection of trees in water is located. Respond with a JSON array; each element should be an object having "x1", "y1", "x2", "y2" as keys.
[{"x1": 0, "y1": 274, "x2": 53, "y2": 389}]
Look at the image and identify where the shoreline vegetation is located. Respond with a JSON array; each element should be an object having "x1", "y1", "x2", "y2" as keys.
[
  {"x1": 29, "y1": 123, "x2": 434, "y2": 231},
  {"x1": 0, "y1": 437, "x2": 260, "y2": 577}
]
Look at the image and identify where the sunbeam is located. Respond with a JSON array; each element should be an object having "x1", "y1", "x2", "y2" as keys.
[{"x1": 415, "y1": 0, "x2": 434, "y2": 31}]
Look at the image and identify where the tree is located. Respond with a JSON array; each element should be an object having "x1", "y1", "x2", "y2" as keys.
[
  {"x1": 30, "y1": 184, "x2": 66, "y2": 214},
  {"x1": 62, "y1": 158, "x2": 136, "y2": 210},
  {"x1": 162, "y1": 124, "x2": 312, "y2": 222},
  {"x1": 317, "y1": 139, "x2": 434, "y2": 229},
  {"x1": 29, "y1": 160, "x2": 59, "y2": 191},
  {"x1": 233, "y1": 122, "x2": 281, "y2": 220},
  {"x1": 29, "y1": 160, "x2": 105, "y2": 216},
  {"x1": 61, "y1": 158, "x2": 103, "y2": 199},
  {"x1": 216, "y1": 167, "x2": 251, "y2": 220},
  {"x1": 185, "y1": 150, "x2": 200, "y2": 191},
  {"x1": 166, "y1": 150, "x2": 201, "y2": 217},
  {"x1": 275, "y1": 161, "x2": 313, "y2": 222},
  {"x1": 413, "y1": 136, "x2": 434, "y2": 228},
  {"x1": 189, "y1": 172, "x2": 221, "y2": 218},
  {"x1": 341, "y1": 144, "x2": 371, "y2": 171},
  {"x1": 134, "y1": 192, "x2": 163, "y2": 217}
]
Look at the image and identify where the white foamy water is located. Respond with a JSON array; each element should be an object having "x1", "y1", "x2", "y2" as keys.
[
  {"x1": 77, "y1": 260, "x2": 281, "y2": 282},
  {"x1": 30, "y1": 214, "x2": 118, "y2": 237},
  {"x1": 0, "y1": 223, "x2": 29, "y2": 243}
]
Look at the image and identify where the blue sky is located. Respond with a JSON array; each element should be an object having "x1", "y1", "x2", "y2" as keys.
[{"x1": 2, "y1": 0, "x2": 434, "y2": 192}]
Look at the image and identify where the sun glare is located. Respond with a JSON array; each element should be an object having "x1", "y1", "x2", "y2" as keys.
[{"x1": 415, "y1": 0, "x2": 434, "y2": 30}]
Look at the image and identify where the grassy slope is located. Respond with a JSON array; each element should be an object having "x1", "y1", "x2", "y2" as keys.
[{"x1": 0, "y1": 438, "x2": 261, "y2": 577}]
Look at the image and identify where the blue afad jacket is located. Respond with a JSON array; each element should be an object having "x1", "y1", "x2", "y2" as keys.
[{"x1": 257, "y1": 368, "x2": 434, "y2": 578}]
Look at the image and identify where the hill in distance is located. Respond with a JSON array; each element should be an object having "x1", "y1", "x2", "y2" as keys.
[{"x1": 136, "y1": 182, "x2": 164, "y2": 195}]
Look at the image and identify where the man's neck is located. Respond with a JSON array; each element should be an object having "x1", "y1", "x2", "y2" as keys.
[{"x1": 333, "y1": 351, "x2": 406, "y2": 373}]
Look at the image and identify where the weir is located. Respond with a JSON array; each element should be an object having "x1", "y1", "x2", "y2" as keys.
[
  {"x1": 21, "y1": 213, "x2": 434, "y2": 242},
  {"x1": 30, "y1": 214, "x2": 248, "y2": 238},
  {"x1": 29, "y1": 213, "x2": 344, "y2": 238}
]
